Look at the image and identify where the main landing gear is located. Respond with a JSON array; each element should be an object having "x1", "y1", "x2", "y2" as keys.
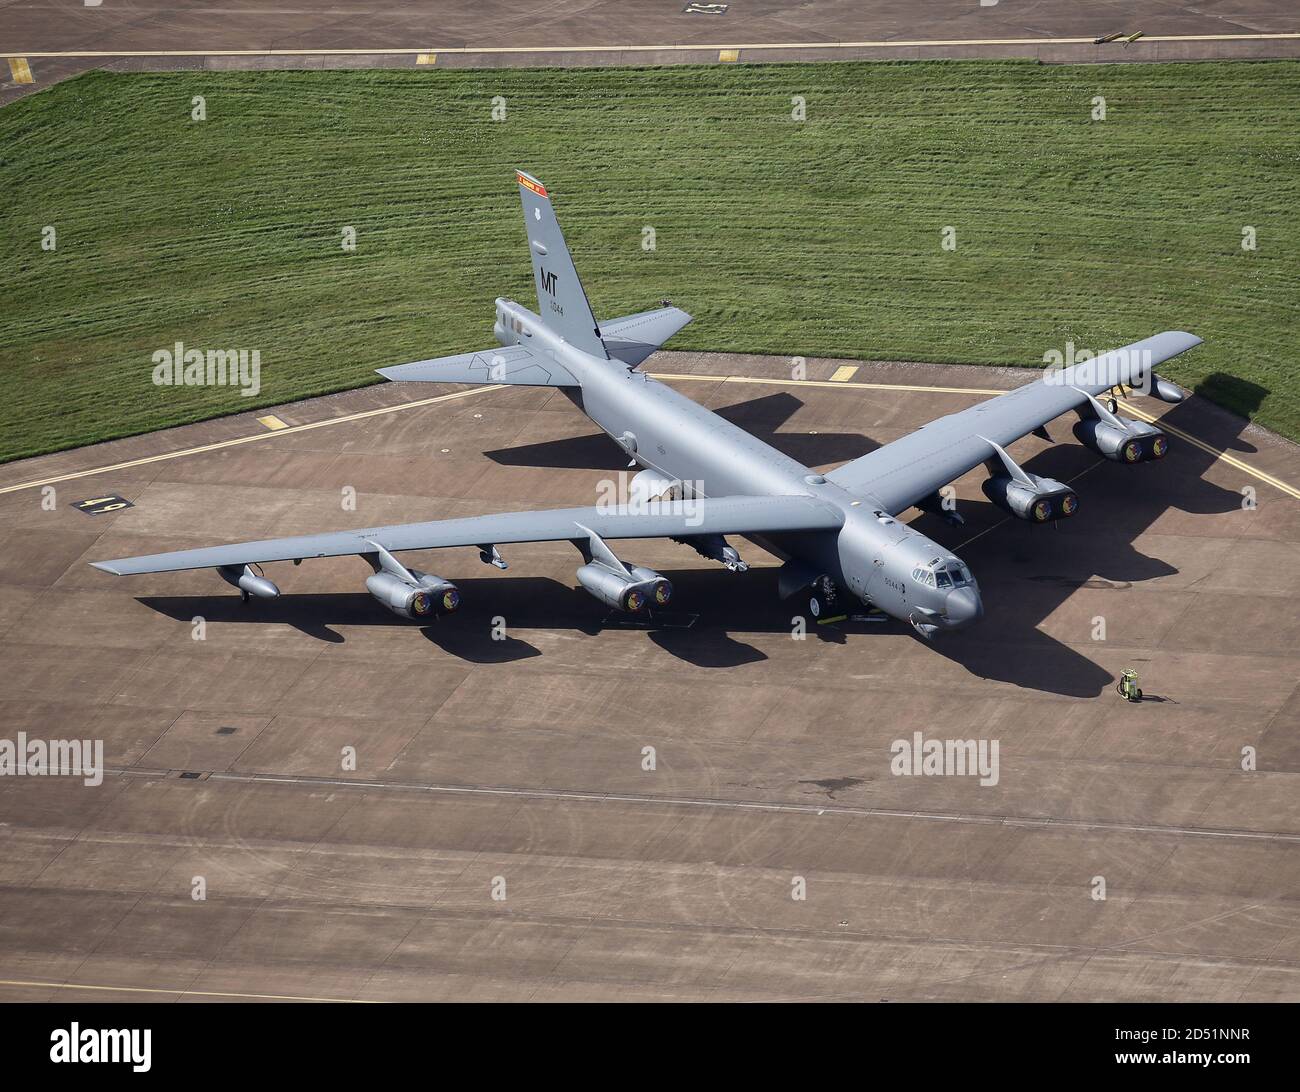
[{"x1": 807, "y1": 575, "x2": 840, "y2": 619}]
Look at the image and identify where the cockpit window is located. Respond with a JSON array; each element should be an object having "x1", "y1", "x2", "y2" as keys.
[{"x1": 934, "y1": 570, "x2": 952, "y2": 589}]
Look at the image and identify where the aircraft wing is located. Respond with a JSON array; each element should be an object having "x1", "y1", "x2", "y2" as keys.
[
  {"x1": 825, "y1": 331, "x2": 1202, "y2": 515},
  {"x1": 600, "y1": 305, "x2": 693, "y2": 367},
  {"x1": 376, "y1": 344, "x2": 578, "y2": 387},
  {"x1": 92, "y1": 495, "x2": 844, "y2": 576}
]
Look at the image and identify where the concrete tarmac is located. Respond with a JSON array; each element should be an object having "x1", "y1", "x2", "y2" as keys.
[
  {"x1": 0, "y1": 350, "x2": 1296, "y2": 1002},
  {"x1": 3, "y1": 1, "x2": 1299, "y2": 106}
]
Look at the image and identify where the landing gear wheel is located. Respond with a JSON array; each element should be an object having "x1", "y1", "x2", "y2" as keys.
[
  {"x1": 808, "y1": 576, "x2": 839, "y2": 620},
  {"x1": 1107, "y1": 396, "x2": 1119, "y2": 414}
]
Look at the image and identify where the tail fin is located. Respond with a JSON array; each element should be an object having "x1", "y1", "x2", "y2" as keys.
[{"x1": 516, "y1": 171, "x2": 609, "y2": 360}]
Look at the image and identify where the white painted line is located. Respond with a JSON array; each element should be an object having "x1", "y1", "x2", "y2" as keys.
[
  {"x1": 0, "y1": 977, "x2": 373, "y2": 1003},
  {"x1": 13, "y1": 33, "x2": 1300, "y2": 59},
  {"x1": 198, "y1": 768, "x2": 1300, "y2": 843}
]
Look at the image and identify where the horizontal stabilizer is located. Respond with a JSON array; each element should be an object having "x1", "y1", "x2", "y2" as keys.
[
  {"x1": 377, "y1": 345, "x2": 578, "y2": 387},
  {"x1": 600, "y1": 305, "x2": 693, "y2": 367}
]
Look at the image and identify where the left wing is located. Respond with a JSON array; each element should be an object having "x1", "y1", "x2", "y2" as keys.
[
  {"x1": 376, "y1": 344, "x2": 578, "y2": 387},
  {"x1": 92, "y1": 495, "x2": 843, "y2": 576},
  {"x1": 826, "y1": 331, "x2": 1201, "y2": 514}
]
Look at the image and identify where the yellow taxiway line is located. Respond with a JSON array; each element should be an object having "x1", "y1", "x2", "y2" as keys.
[
  {"x1": 1121, "y1": 401, "x2": 1300, "y2": 500},
  {"x1": 653, "y1": 372, "x2": 1300, "y2": 500},
  {"x1": 11, "y1": 33, "x2": 1300, "y2": 59},
  {"x1": 0, "y1": 976, "x2": 373, "y2": 1002},
  {"x1": 1, "y1": 371, "x2": 1295, "y2": 502},
  {"x1": 0, "y1": 384, "x2": 502, "y2": 496},
  {"x1": 652, "y1": 370, "x2": 1004, "y2": 396}
]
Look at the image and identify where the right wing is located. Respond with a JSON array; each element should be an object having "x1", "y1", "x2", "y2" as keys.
[
  {"x1": 376, "y1": 344, "x2": 578, "y2": 387},
  {"x1": 826, "y1": 330, "x2": 1202, "y2": 514},
  {"x1": 92, "y1": 495, "x2": 843, "y2": 576}
]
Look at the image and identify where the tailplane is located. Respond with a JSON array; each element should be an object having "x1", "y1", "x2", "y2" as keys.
[{"x1": 516, "y1": 171, "x2": 608, "y2": 359}]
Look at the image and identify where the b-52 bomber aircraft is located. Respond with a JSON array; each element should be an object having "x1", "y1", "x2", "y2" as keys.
[{"x1": 94, "y1": 171, "x2": 1202, "y2": 638}]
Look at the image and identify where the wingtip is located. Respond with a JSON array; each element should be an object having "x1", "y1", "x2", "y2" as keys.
[{"x1": 90, "y1": 561, "x2": 121, "y2": 575}]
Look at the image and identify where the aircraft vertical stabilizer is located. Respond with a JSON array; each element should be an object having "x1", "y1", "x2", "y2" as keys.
[{"x1": 516, "y1": 170, "x2": 610, "y2": 360}]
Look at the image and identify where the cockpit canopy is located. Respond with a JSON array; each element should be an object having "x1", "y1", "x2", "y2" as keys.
[{"x1": 911, "y1": 557, "x2": 974, "y2": 590}]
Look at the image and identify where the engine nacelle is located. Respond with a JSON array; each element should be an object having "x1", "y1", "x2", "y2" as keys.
[
  {"x1": 409, "y1": 569, "x2": 462, "y2": 615},
  {"x1": 628, "y1": 565, "x2": 673, "y2": 608},
  {"x1": 218, "y1": 564, "x2": 280, "y2": 599},
  {"x1": 982, "y1": 473, "x2": 1078, "y2": 523},
  {"x1": 576, "y1": 563, "x2": 672, "y2": 612},
  {"x1": 365, "y1": 570, "x2": 459, "y2": 620},
  {"x1": 1073, "y1": 417, "x2": 1169, "y2": 463}
]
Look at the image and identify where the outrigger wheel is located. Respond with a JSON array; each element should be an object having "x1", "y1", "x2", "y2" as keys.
[{"x1": 808, "y1": 575, "x2": 839, "y2": 619}]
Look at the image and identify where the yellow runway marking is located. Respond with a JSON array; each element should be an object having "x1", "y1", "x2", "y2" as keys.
[
  {"x1": 651, "y1": 370, "x2": 1003, "y2": 396},
  {"x1": 829, "y1": 365, "x2": 860, "y2": 382},
  {"x1": 0, "y1": 384, "x2": 502, "y2": 496},
  {"x1": 416, "y1": 52, "x2": 437, "y2": 65},
  {"x1": 7, "y1": 57, "x2": 34, "y2": 83},
  {"x1": 1, "y1": 372, "x2": 1294, "y2": 503},
  {"x1": 14, "y1": 33, "x2": 1300, "y2": 59},
  {"x1": 257, "y1": 413, "x2": 288, "y2": 430},
  {"x1": 719, "y1": 49, "x2": 740, "y2": 63},
  {"x1": 1121, "y1": 402, "x2": 1300, "y2": 500},
  {"x1": 0, "y1": 976, "x2": 374, "y2": 1002},
  {"x1": 651, "y1": 372, "x2": 1300, "y2": 500}
]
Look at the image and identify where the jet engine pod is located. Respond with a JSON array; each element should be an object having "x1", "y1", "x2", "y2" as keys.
[
  {"x1": 409, "y1": 569, "x2": 462, "y2": 615},
  {"x1": 981, "y1": 473, "x2": 1079, "y2": 523},
  {"x1": 365, "y1": 570, "x2": 456, "y2": 620},
  {"x1": 1073, "y1": 417, "x2": 1169, "y2": 463},
  {"x1": 629, "y1": 565, "x2": 673, "y2": 608},
  {"x1": 576, "y1": 563, "x2": 644, "y2": 612},
  {"x1": 576, "y1": 562, "x2": 665, "y2": 612}
]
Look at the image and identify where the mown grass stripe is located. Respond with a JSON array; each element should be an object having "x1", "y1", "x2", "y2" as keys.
[{"x1": 0, "y1": 61, "x2": 1296, "y2": 463}]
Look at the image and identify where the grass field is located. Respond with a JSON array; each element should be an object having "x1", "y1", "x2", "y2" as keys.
[{"x1": 1, "y1": 61, "x2": 1298, "y2": 462}]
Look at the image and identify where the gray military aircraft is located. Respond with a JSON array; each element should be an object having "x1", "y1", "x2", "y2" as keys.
[{"x1": 94, "y1": 171, "x2": 1202, "y2": 637}]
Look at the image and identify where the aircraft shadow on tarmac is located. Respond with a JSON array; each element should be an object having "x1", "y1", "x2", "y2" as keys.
[
  {"x1": 486, "y1": 392, "x2": 879, "y2": 471},
  {"x1": 139, "y1": 376, "x2": 1265, "y2": 690},
  {"x1": 140, "y1": 569, "x2": 866, "y2": 670},
  {"x1": 904, "y1": 375, "x2": 1268, "y2": 697}
]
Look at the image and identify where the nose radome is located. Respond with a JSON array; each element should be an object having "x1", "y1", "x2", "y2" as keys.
[{"x1": 945, "y1": 586, "x2": 983, "y2": 627}]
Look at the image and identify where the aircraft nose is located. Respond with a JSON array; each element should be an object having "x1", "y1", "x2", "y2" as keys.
[{"x1": 944, "y1": 586, "x2": 983, "y2": 628}]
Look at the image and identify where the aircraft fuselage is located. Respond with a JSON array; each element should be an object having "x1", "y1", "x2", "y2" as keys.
[{"x1": 495, "y1": 298, "x2": 983, "y2": 633}]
